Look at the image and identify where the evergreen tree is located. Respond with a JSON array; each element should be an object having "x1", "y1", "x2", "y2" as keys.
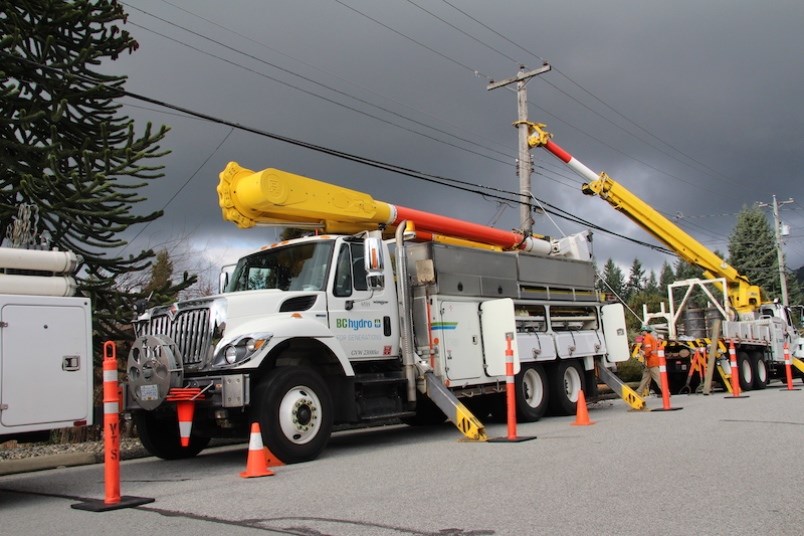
[
  {"x1": 644, "y1": 270, "x2": 659, "y2": 295},
  {"x1": 624, "y1": 258, "x2": 645, "y2": 301},
  {"x1": 658, "y1": 261, "x2": 675, "y2": 292},
  {"x1": 598, "y1": 258, "x2": 625, "y2": 300},
  {"x1": 0, "y1": 1, "x2": 194, "y2": 348},
  {"x1": 142, "y1": 249, "x2": 179, "y2": 304},
  {"x1": 674, "y1": 258, "x2": 703, "y2": 281},
  {"x1": 728, "y1": 207, "x2": 777, "y2": 300}
]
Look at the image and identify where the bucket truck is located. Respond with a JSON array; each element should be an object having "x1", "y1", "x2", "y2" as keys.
[
  {"x1": 524, "y1": 121, "x2": 804, "y2": 392},
  {"x1": 123, "y1": 163, "x2": 632, "y2": 464}
]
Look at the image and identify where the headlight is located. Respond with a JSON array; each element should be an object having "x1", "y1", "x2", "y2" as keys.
[
  {"x1": 213, "y1": 333, "x2": 272, "y2": 367},
  {"x1": 224, "y1": 346, "x2": 239, "y2": 364}
]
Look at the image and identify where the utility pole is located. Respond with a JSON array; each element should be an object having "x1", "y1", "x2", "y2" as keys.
[
  {"x1": 487, "y1": 63, "x2": 551, "y2": 236},
  {"x1": 758, "y1": 195, "x2": 794, "y2": 306}
]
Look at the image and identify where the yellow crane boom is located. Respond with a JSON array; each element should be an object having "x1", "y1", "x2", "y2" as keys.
[{"x1": 522, "y1": 122, "x2": 762, "y2": 314}]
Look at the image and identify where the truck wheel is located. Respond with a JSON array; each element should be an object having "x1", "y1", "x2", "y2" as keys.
[
  {"x1": 515, "y1": 364, "x2": 549, "y2": 422},
  {"x1": 253, "y1": 366, "x2": 333, "y2": 464},
  {"x1": 751, "y1": 352, "x2": 768, "y2": 390},
  {"x1": 134, "y1": 411, "x2": 210, "y2": 460},
  {"x1": 737, "y1": 351, "x2": 754, "y2": 392},
  {"x1": 548, "y1": 361, "x2": 586, "y2": 416}
]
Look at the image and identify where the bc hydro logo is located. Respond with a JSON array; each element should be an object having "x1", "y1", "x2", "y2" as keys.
[{"x1": 336, "y1": 318, "x2": 381, "y2": 331}]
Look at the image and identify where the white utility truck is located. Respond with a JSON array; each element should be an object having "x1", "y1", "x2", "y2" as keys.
[{"x1": 124, "y1": 164, "x2": 631, "y2": 463}]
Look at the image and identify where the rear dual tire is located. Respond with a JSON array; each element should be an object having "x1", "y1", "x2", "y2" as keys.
[
  {"x1": 515, "y1": 363, "x2": 549, "y2": 422},
  {"x1": 548, "y1": 361, "x2": 586, "y2": 416}
]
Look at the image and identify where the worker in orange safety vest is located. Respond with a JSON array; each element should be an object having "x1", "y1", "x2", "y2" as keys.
[{"x1": 636, "y1": 325, "x2": 663, "y2": 397}]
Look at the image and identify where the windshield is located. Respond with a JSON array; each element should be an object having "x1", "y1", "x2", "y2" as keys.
[{"x1": 226, "y1": 240, "x2": 335, "y2": 292}]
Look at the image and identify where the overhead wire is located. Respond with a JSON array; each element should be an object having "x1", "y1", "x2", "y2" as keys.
[
  {"x1": 3, "y1": 50, "x2": 673, "y2": 256},
  {"x1": 436, "y1": 0, "x2": 744, "y2": 190},
  {"x1": 7, "y1": 1, "x2": 756, "y2": 265},
  {"x1": 151, "y1": 0, "x2": 515, "y2": 159},
  {"x1": 122, "y1": 16, "x2": 513, "y2": 167},
  {"x1": 118, "y1": 127, "x2": 236, "y2": 256},
  {"x1": 144, "y1": 0, "x2": 729, "y2": 249}
]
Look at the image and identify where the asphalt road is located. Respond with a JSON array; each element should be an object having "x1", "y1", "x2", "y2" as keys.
[{"x1": 1, "y1": 386, "x2": 802, "y2": 535}]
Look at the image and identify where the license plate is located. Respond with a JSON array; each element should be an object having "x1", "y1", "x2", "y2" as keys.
[{"x1": 138, "y1": 384, "x2": 159, "y2": 401}]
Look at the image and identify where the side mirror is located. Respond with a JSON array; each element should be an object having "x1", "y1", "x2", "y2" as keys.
[
  {"x1": 363, "y1": 234, "x2": 385, "y2": 290},
  {"x1": 219, "y1": 265, "x2": 234, "y2": 293}
]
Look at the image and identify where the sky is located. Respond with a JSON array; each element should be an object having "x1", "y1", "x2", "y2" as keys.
[{"x1": 106, "y1": 0, "x2": 804, "y2": 291}]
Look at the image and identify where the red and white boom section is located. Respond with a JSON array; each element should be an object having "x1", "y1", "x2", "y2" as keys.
[{"x1": 217, "y1": 162, "x2": 592, "y2": 260}]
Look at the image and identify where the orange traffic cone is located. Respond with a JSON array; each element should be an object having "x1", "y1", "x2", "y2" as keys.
[
  {"x1": 571, "y1": 389, "x2": 595, "y2": 426},
  {"x1": 264, "y1": 446, "x2": 285, "y2": 468},
  {"x1": 240, "y1": 423, "x2": 275, "y2": 478},
  {"x1": 176, "y1": 400, "x2": 195, "y2": 447}
]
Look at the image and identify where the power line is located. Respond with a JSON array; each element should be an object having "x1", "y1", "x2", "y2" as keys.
[
  {"x1": 4, "y1": 51, "x2": 672, "y2": 255},
  {"x1": 150, "y1": 0, "x2": 514, "y2": 159},
  {"x1": 136, "y1": 0, "x2": 740, "y2": 241},
  {"x1": 332, "y1": 0, "x2": 494, "y2": 80},
  {"x1": 122, "y1": 17, "x2": 513, "y2": 167},
  {"x1": 119, "y1": 127, "x2": 235, "y2": 255},
  {"x1": 404, "y1": 0, "x2": 519, "y2": 65},
  {"x1": 431, "y1": 1, "x2": 745, "y2": 192}
]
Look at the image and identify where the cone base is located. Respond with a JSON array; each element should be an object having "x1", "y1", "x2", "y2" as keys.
[
  {"x1": 240, "y1": 468, "x2": 275, "y2": 479},
  {"x1": 264, "y1": 447, "x2": 285, "y2": 467},
  {"x1": 487, "y1": 435, "x2": 537, "y2": 443},
  {"x1": 71, "y1": 496, "x2": 155, "y2": 512}
]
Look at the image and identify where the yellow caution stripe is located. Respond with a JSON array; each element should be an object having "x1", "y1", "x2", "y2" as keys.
[
  {"x1": 596, "y1": 365, "x2": 645, "y2": 411},
  {"x1": 620, "y1": 383, "x2": 646, "y2": 411},
  {"x1": 454, "y1": 402, "x2": 488, "y2": 442}
]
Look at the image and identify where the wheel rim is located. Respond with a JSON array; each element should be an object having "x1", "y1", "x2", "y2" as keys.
[
  {"x1": 522, "y1": 368, "x2": 545, "y2": 408},
  {"x1": 755, "y1": 359, "x2": 767, "y2": 383},
  {"x1": 278, "y1": 384, "x2": 321, "y2": 445},
  {"x1": 741, "y1": 359, "x2": 753, "y2": 384},
  {"x1": 563, "y1": 366, "x2": 582, "y2": 402}
]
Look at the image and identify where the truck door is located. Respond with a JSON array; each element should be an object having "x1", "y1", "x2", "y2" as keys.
[{"x1": 328, "y1": 240, "x2": 398, "y2": 360}]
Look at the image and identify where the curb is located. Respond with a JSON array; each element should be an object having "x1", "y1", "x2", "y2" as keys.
[{"x1": 0, "y1": 452, "x2": 99, "y2": 476}]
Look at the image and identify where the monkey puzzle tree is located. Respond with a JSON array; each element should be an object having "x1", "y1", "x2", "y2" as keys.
[{"x1": 0, "y1": 1, "x2": 194, "y2": 347}]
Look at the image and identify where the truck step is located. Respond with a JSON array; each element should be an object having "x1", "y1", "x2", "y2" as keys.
[
  {"x1": 355, "y1": 376, "x2": 407, "y2": 387},
  {"x1": 360, "y1": 411, "x2": 416, "y2": 421}
]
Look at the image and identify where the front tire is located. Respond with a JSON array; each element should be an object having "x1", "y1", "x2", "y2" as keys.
[
  {"x1": 548, "y1": 361, "x2": 586, "y2": 416},
  {"x1": 515, "y1": 364, "x2": 549, "y2": 422},
  {"x1": 134, "y1": 411, "x2": 210, "y2": 460},
  {"x1": 253, "y1": 367, "x2": 333, "y2": 464}
]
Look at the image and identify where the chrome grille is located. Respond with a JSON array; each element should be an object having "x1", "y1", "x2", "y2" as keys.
[{"x1": 136, "y1": 307, "x2": 212, "y2": 367}]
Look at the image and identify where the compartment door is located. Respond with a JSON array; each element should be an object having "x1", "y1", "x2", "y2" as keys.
[
  {"x1": 1, "y1": 303, "x2": 91, "y2": 429},
  {"x1": 436, "y1": 301, "x2": 484, "y2": 382}
]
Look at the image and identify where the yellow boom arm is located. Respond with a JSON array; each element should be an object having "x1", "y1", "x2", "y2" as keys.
[{"x1": 524, "y1": 122, "x2": 762, "y2": 314}]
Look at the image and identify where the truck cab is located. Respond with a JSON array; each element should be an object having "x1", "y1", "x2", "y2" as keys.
[{"x1": 128, "y1": 233, "x2": 406, "y2": 463}]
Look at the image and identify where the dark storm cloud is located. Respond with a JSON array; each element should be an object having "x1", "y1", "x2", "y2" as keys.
[{"x1": 113, "y1": 0, "x2": 804, "y2": 277}]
